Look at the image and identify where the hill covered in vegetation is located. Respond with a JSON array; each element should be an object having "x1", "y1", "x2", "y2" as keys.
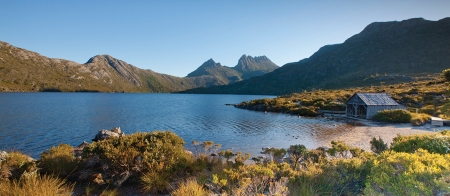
[
  {"x1": 0, "y1": 41, "x2": 277, "y2": 92},
  {"x1": 235, "y1": 71, "x2": 450, "y2": 120},
  {"x1": 183, "y1": 17, "x2": 450, "y2": 95}
]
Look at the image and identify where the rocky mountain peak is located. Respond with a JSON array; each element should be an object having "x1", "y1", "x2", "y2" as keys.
[
  {"x1": 186, "y1": 58, "x2": 224, "y2": 77},
  {"x1": 201, "y1": 58, "x2": 222, "y2": 68},
  {"x1": 234, "y1": 54, "x2": 277, "y2": 72},
  {"x1": 85, "y1": 54, "x2": 142, "y2": 86}
]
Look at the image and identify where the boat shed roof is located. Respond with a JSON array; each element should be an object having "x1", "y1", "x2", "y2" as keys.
[{"x1": 346, "y1": 93, "x2": 399, "y2": 106}]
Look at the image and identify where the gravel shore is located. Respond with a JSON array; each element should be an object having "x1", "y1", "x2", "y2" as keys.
[{"x1": 321, "y1": 119, "x2": 448, "y2": 151}]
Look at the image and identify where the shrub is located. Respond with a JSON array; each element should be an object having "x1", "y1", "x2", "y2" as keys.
[
  {"x1": 390, "y1": 131, "x2": 450, "y2": 154},
  {"x1": 0, "y1": 151, "x2": 36, "y2": 180},
  {"x1": 233, "y1": 151, "x2": 251, "y2": 166},
  {"x1": 372, "y1": 109, "x2": 412, "y2": 123},
  {"x1": 305, "y1": 148, "x2": 327, "y2": 163},
  {"x1": 364, "y1": 149, "x2": 450, "y2": 195},
  {"x1": 442, "y1": 69, "x2": 450, "y2": 81},
  {"x1": 321, "y1": 101, "x2": 346, "y2": 111},
  {"x1": 262, "y1": 148, "x2": 286, "y2": 163},
  {"x1": 370, "y1": 137, "x2": 388, "y2": 154},
  {"x1": 287, "y1": 144, "x2": 308, "y2": 169},
  {"x1": 219, "y1": 149, "x2": 235, "y2": 162},
  {"x1": 171, "y1": 178, "x2": 210, "y2": 196},
  {"x1": 410, "y1": 113, "x2": 431, "y2": 126},
  {"x1": 290, "y1": 157, "x2": 370, "y2": 195},
  {"x1": 39, "y1": 144, "x2": 79, "y2": 178},
  {"x1": 222, "y1": 164, "x2": 276, "y2": 195},
  {"x1": 0, "y1": 173, "x2": 74, "y2": 196},
  {"x1": 82, "y1": 131, "x2": 189, "y2": 190},
  {"x1": 327, "y1": 140, "x2": 349, "y2": 156}
]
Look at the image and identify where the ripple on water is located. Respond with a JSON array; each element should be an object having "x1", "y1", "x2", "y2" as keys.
[{"x1": 0, "y1": 93, "x2": 355, "y2": 158}]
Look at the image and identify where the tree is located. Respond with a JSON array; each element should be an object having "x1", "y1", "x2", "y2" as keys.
[{"x1": 287, "y1": 144, "x2": 308, "y2": 169}]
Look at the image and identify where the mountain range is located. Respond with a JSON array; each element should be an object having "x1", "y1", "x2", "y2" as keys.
[
  {"x1": 183, "y1": 17, "x2": 450, "y2": 95},
  {"x1": 1, "y1": 17, "x2": 449, "y2": 94},
  {"x1": 187, "y1": 55, "x2": 278, "y2": 84},
  {"x1": 0, "y1": 41, "x2": 277, "y2": 92}
]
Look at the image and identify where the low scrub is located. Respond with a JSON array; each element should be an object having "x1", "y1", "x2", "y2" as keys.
[
  {"x1": 410, "y1": 112, "x2": 431, "y2": 126},
  {"x1": 364, "y1": 149, "x2": 450, "y2": 195},
  {"x1": 390, "y1": 131, "x2": 450, "y2": 154},
  {"x1": 372, "y1": 109, "x2": 412, "y2": 123},
  {"x1": 290, "y1": 156, "x2": 371, "y2": 195},
  {"x1": 4, "y1": 130, "x2": 450, "y2": 195}
]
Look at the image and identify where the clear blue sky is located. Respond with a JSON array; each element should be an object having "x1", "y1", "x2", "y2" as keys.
[{"x1": 1, "y1": 0, "x2": 449, "y2": 77}]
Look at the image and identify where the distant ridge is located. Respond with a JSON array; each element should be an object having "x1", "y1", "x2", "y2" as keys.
[
  {"x1": 182, "y1": 17, "x2": 450, "y2": 95},
  {"x1": 0, "y1": 41, "x2": 278, "y2": 92},
  {"x1": 187, "y1": 55, "x2": 278, "y2": 84},
  {"x1": 235, "y1": 55, "x2": 278, "y2": 80}
]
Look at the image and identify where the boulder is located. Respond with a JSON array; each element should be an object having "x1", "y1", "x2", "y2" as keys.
[
  {"x1": 93, "y1": 127, "x2": 125, "y2": 141},
  {"x1": 73, "y1": 141, "x2": 90, "y2": 157},
  {"x1": 0, "y1": 151, "x2": 8, "y2": 162}
]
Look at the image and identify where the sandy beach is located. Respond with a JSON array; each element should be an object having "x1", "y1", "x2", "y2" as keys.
[{"x1": 321, "y1": 119, "x2": 449, "y2": 151}]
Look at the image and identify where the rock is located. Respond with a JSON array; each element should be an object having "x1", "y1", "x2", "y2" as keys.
[
  {"x1": 113, "y1": 171, "x2": 131, "y2": 187},
  {"x1": 111, "y1": 127, "x2": 121, "y2": 134},
  {"x1": 73, "y1": 141, "x2": 90, "y2": 157},
  {"x1": 0, "y1": 151, "x2": 7, "y2": 162},
  {"x1": 93, "y1": 127, "x2": 125, "y2": 141},
  {"x1": 184, "y1": 150, "x2": 194, "y2": 157}
]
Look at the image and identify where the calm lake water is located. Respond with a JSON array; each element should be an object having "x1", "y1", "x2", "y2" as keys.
[{"x1": 0, "y1": 93, "x2": 353, "y2": 158}]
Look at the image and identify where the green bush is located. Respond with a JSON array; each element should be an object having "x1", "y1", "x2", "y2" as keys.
[
  {"x1": 370, "y1": 137, "x2": 388, "y2": 154},
  {"x1": 327, "y1": 140, "x2": 350, "y2": 156},
  {"x1": 287, "y1": 144, "x2": 308, "y2": 169},
  {"x1": 290, "y1": 157, "x2": 370, "y2": 195},
  {"x1": 372, "y1": 109, "x2": 412, "y2": 123},
  {"x1": 221, "y1": 163, "x2": 277, "y2": 195},
  {"x1": 390, "y1": 131, "x2": 450, "y2": 154},
  {"x1": 82, "y1": 131, "x2": 189, "y2": 191},
  {"x1": 364, "y1": 149, "x2": 450, "y2": 195}
]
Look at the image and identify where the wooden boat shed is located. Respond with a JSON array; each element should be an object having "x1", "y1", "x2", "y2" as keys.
[{"x1": 346, "y1": 93, "x2": 404, "y2": 119}]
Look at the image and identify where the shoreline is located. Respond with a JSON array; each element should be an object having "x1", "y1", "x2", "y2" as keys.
[{"x1": 321, "y1": 118, "x2": 448, "y2": 151}]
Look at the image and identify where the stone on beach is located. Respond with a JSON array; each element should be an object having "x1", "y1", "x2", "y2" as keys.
[{"x1": 93, "y1": 127, "x2": 125, "y2": 142}]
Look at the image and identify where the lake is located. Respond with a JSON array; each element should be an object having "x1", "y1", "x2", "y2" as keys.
[{"x1": 0, "y1": 93, "x2": 352, "y2": 158}]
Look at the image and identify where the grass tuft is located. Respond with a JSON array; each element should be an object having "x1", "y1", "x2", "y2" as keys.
[
  {"x1": 171, "y1": 178, "x2": 210, "y2": 196},
  {"x1": 0, "y1": 173, "x2": 74, "y2": 196}
]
